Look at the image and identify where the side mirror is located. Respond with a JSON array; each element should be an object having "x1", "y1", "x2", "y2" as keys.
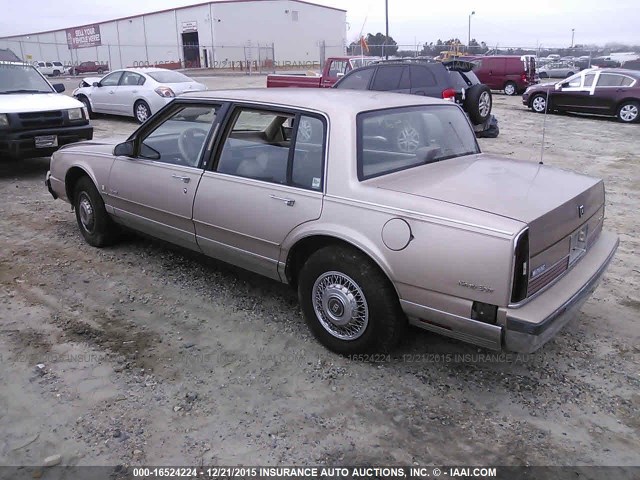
[
  {"x1": 52, "y1": 83, "x2": 65, "y2": 93},
  {"x1": 114, "y1": 140, "x2": 135, "y2": 157},
  {"x1": 92, "y1": 82, "x2": 100, "y2": 87}
]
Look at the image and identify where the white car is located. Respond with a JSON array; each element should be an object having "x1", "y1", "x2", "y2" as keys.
[
  {"x1": 72, "y1": 68, "x2": 207, "y2": 123},
  {"x1": 34, "y1": 61, "x2": 65, "y2": 77}
]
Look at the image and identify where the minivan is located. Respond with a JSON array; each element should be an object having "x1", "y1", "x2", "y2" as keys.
[{"x1": 466, "y1": 55, "x2": 537, "y2": 95}]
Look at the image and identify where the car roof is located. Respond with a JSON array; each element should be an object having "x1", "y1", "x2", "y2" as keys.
[
  {"x1": 180, "y1": 88, "x2": 450, "y2": 115},
  {"x1": 581, "y1": 67, "x2": 639, "y2": 77},
  {"x1": 113, "y1": 68, "x2": 177, "y2": 74}
]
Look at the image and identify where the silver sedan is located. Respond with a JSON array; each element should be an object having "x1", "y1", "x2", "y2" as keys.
[
  {"x1": 538, "y1": 62, "x2": 578, "y2": 79},
  {"x1": 72, "y1": 68, "x2": 206, "y2": 123}
]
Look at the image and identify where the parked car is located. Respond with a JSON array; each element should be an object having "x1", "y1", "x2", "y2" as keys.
[
  {"x1": 538, "y1": 62, "x2": 578, "y2": 78},
  {"x1": 73, "y1": 68, "x2": 207, "y2": 123},
  {"x1": 266, "y1": 56, "x2": 381, "y2": 88},
  {"x1": 466, "y1": 55, "x2": 537, "y2": 95},
  {"x1": 590, "y1": 57, "x2": 621, "y2": 68},
  {"x1": 45, "y1": 88, "x2": 618, "y2": 354},
  {"x1": 34, "y1": 61, "x2": 65, "y2": 77},
  {"x1": 334, "y1": 59, "x2": 496, "y2": 140},
  {"x1": 0, "y1": 61, "x2": 92, "y2": 159},
  {"x1": 69, "y1": 61, "x2": 109, "y2": 76},
  {"x1": 522, "y1": 68, "x2": 640, "y2": 123},
  {"x1": 621, "y1": 59, "x2": 640, "y2": 71}
]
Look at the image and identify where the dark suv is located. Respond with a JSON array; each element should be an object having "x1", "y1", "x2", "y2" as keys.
[{"x1": 334, "y1": 59, "x2": 496, "y2": 137}]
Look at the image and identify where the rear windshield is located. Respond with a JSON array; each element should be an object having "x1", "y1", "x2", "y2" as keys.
[
  {"x1": 357, "y1": 105, "x2": 479, "y2": 180},
  {"x1": 448, "y1": 69, "x2": 481, "y2": 89},
  {"x1": 147, "y1": 70, "x2": 191, "y2": 83},
  {"x1": 0, "y1": 64, "x2": 53, "y2": 94}
]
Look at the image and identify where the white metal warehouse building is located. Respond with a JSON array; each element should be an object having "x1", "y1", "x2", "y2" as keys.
[{"x1": 0, "y1": 0, "x2": 346, "y2": 71}]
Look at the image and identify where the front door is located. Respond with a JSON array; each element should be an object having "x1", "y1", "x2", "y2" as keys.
[
  {"x1": 90, "y1": 71, "x2": 123, "y2": 114},
  {"x1": 555, "y1": 72, "x2": 596, "y2": 111},
  {"x1": 193, "y1": 106, "x2": 325, "y2": 280},
  {"x1": 107, "y1": 104, "x2": 221, "y2": 249}
]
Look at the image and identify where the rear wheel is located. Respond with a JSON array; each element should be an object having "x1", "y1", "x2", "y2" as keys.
[
  {"x1": 73, "y1": 177, "x2": 117, "y2": 247},
  {"x1": 297, "y1": 245, "x2": 405, "y2": 354},
  {"x1": 530, "y1": 93, "x2": 549, "y2": 113},
  {"x1": 566, "y1": 71, "x2": 574, "y2": 77},
  {"x1": 97, "y1": 68, "x2": 104, "y2": 74},
  {"x1": 464, "y1": 84, "x2": 492, "y2": 125},
  {"x1": 503, "y1": 81, "x2": 517, "y2": 96},
  {"x1": 617, "y1": 100, "x2": 639, "y2": 123}
]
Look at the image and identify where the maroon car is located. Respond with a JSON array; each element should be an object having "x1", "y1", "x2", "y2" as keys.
[
  {"x1": 522, "y1": 68, "x2": 640, "y2": 123},
  {"x1": 69, "y1": 61, "x2": 109, "y2": 76},
  {"x1": 467, "y1": 55, "x2": 537, "y2": 96}
]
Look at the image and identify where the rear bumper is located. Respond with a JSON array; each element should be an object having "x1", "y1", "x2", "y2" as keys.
[
  {"x1": 504, "y1": 230, "x2": 619, "y2": 353},
  {"x1": 0, "y1": 124, "x2": 93, "y2": 159}
]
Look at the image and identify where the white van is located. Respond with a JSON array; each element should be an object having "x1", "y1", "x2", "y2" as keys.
[
  {"x1": 34, "y1": 61, "x2": 65, "y2": 77},
  {"x1": 1, "y1": 62, "x2": 93, "y2": 159}
]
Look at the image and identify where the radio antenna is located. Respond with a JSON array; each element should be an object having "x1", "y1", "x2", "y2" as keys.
[{"x1": 539, "y1": 89, "x2": 550, "y2": 165}]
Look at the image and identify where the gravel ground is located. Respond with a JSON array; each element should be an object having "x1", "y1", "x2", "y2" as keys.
[{"x1": 0, "y1": 78, "x2": 639, "y2": 470}]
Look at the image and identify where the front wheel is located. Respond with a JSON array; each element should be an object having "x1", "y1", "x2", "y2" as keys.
[
  {"x1": 617, "y1": 100, "x2": 639, "y2": 123},
  {"x1": 530, "y1": 93, "x2": 549, "y2": 113},
  {"x1": 134, "y1": 100, "x2": 151, "y2": 123},
  {"x1": 77, "y1": 96, "x2": 93, "y2": 119},
  {"x1": 73, "y1": 177, "x2": 117, "y2": 247},
  {"x1": 297, "y1": 245, "x2": 406, "y2": 354},
  {"x1": 503, "y1": 81, "x2": 517, "y2": 96}
]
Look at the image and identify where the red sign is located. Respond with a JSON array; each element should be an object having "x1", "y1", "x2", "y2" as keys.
[{"x1": 66, "y1": 25, "x2": 102, "y2": 49}]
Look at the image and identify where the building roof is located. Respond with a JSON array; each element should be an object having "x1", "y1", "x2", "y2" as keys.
[
  {"x1": 0, "y1": 0, "x2": 346, "y2": 40},
  {"x1": 180, "y1": 88, "x2": 446, "y2": 115}
]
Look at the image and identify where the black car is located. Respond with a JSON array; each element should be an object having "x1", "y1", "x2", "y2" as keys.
[{"x1": 333, "y1": 59, "x2": 497, "y2": 139}]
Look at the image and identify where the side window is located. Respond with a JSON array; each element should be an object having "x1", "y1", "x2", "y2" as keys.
[
  {"x1": 291, "y1": 115, "x2": 324, "y2": 190},
  {"x1": 216, "y1": 108, "x2": 325, "y2": 190},
  {"x1": 217, "y1": 109, "x2": 293, "y2": 184},
  {"x1": 121, "y1": 71, "x2": 144, "y2": 86},
  {"x1": 398, "y1": 67, "x2": 410, "y2": 89},
  {"x1": 410, "y1": 66, "x2": 436, "y2": 89},
  {"x1": 620, "y1": 76, "x2": 634, "y2": 87},
  {"x1": 139, "y1": 105, "x2": 218, "y2": 167},
  {"x1": 371, "y1": 66, "x2": 404, "y2": 90},
  {"x1": 596, "y1": 74, "x2": 623, "y2": 87},
  {"x1": 328, "y1": 60, "x2": 348, "y2": 78},
  {"x1": 100, "y1": 72, "x2": 122, "y2": 86},
  {"x1": 583, "y1": 74, "x2": 595, "y2": 87},
  {"x1": 38, "y1": 62, "x2": 45, "y2": 67},
  {"x1": 335, "y1": 67, "x2": 374, "y2": 90},
  {"x1": 567, "y1": 76, "x2": 582, "y2": 88},
  {"x1": 45, "y1": 62, "x2": 53, "y2": 67}
]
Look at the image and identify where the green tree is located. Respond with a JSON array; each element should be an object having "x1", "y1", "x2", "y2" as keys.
[{"x1": 365, "y1": 33, "x2": 399, "y2": 57}]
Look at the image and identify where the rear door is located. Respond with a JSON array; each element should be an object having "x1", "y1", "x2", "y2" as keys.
[
  {"x1": 193, "y1": 106, "x2": 325, "y2": 280},
  {"x1": 592, "y1": 72, "x2": 633, "y2": 114},
  {"x1": 116, "y1": 71, "x2": 146, "y2": 115},
  {"x1": 107, "y1": 103, "x2": 221, "y2": 249}
]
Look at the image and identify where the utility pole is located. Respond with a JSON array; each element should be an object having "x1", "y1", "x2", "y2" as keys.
[
  {"x1": 384, "y1": 0, "x2": 389, "y2": 60},
  {"x1": 571, "y1": 28, "x2": 575, "y2": 48},
  {"x1": 468, "y1": 11, "x2": 475, "y2": 52}
]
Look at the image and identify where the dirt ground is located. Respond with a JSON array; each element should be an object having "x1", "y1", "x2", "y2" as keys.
[{"x1": 1, "y1": 77, "x2": 639, "y2": 470}]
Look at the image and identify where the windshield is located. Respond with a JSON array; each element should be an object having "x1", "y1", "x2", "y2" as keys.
[
  {"x1": 358, "y1": 105, "x2": 479, "y2": 180},
  {"x1": 147, "y1": 70, "x2": 191, "y2": 83},
  {"x1": 0, "y1": 64, "x2": 53, "y2": 94}
]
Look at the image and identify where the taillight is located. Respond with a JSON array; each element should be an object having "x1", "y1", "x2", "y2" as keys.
[
  {"x1": 521, "y1": 72, "x2": 528, "y2": 83},
  {"x1": 155, "y1": 86, "x2": 175, "y2": 98},
  {"x1": 441, "y1": 88, "x2": 456, "y2": 101},
  {"x1": 511, "y1": 229, "x2": 529, "y2": 303}
]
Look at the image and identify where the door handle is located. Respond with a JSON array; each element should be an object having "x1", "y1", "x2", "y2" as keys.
[
  {"x1": 270, "y1": 194, "x2": 295, "y2": 206},
  {"x1": 171, "y1": 174, "x2": 190, "y2": 183}
]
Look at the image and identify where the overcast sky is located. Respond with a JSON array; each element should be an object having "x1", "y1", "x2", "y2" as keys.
[{"x1": 0, "y1": 0, "x2": 638, "y2": 48}]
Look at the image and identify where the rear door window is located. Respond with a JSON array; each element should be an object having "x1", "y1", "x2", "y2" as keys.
[
  {"x1": 335, "y1": 67, "x2": 375, "y2": 90},
  {"x1": 596, "y1": 73, "x2": 624, "y2": 87},
  {"x1": 410, "y1": 66, "x2": 436, "y2": 89},
  {"x1": 371, "y1": 66, "x2": 405, "y2": 91}
]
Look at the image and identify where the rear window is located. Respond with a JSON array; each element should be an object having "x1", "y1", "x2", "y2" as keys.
[
  {"x1": 448, "y1": 69, "x2": 481, "y2": 89},
  {"x1": 147, "y1": 70, "x2": 192, "y2": 83},
  {"x1": 357, "y1": 105, "x2": 479, "y2": 180}
]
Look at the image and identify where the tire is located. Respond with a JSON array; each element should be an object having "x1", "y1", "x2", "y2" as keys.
[
  {"x1": 464, "y1": 84, "x2": 492, "y2": 125},
  {"x1": 503, "y1": 81, "x2": 517, "y2": 96},
  {"x1": 297, "y1": 245, "x2": 406, "y2": 355},
  {"x1": 539, "y1": 72, "x2": 549, "y2": 79},
  {"x1": 617, "y1": 100, "x2": 640, "y2": 123},
  {"x1": 77, "y1": 95, "x2": 93, "y2": 119},
  {"x1": 566, "y1": 72, "x2": 574, "y2": 77},
  {"x1": 73, "y1": 176, "x2": 117, "y2": 247},
  {"x1": 53, "y1": 70, "x2": 60, "y2": 76},
  {"x1": 134, "y1": 100, "x2": 152, "y2": 123},
  {"x1": 97, "y1": 68, "x2": 104, "y2": 74},
  {"x1": 530, "y1": 93, "x2": 549, "y2": 113}
]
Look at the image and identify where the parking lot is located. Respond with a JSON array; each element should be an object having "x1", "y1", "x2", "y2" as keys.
[{"x1": 1, "y1": 76, "x2": 639, "y2": 468}]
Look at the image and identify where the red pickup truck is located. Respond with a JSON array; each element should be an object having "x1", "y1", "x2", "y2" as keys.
[
  {"x1": 267, "y1": 56, "x2": 380, "y2": 88},
  {"x1": 69, "y1": 61, "x2": 109, "y2": 76}
]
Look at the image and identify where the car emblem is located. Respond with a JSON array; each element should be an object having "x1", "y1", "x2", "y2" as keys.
[{"x1": 578, "y1": 204, "x2": 584, "y2": 218}]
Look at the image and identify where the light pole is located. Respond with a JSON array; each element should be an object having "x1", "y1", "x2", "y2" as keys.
[
  {"x1": 384, "y1": 0, "x2": 389, "y2": 60},
  {"x1": 468, "y1": 11, "x2": 475, "y2": 52},
  {"x1": 571, "y1": 28, "x2": 575, "y2": 48}
]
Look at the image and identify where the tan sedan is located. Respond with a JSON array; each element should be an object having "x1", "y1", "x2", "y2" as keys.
[{"x1": 46, "y1": 89, "x2": 619, "y2": 354}]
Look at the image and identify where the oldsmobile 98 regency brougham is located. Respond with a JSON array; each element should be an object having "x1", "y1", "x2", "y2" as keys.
[{"x1": 45, "y1": 89, "x2": 619, "y2": 354}]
